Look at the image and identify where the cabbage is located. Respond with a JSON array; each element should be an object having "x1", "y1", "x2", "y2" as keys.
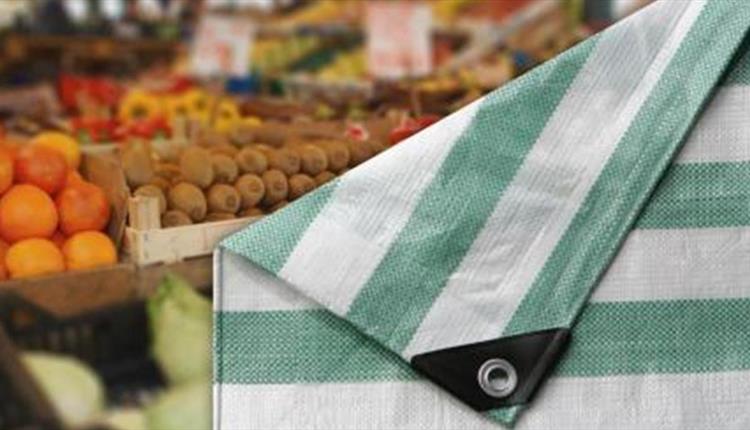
[
  {"x1": 100, "y1": 408, "x2": 147, "y2": 430},
  {"x1": 145, "y1": 380, "x2": 211, "y2": 430},
  {"x1": 148, "y1": 274, "x2": 212, "y2": 385},
  {"x1": 22, "y1": 352, "x2": 105, "y2": 428}
]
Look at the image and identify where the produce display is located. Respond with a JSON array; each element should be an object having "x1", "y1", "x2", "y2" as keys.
[
  {"x1": 0, "y1": 1, "x2": 624, "y2": 428},
  {"x1": 21, "y1": 352, "x2": 106, "y2": 429},
  {"x1": 18, "y1": 275, "x2": 211, "y2": 430},
  {"x1": 252, "y1": 36, "x2": 324, "y2": 75},
  {"x1": 120, "y1": 107, "x2": 391, "y2": 228},
  {"x1": 126, "y1": 136, "x2": 385, "y2": 224},
  {"x1": 0, "y1": 132, "x2": 116, "y2": 280}
]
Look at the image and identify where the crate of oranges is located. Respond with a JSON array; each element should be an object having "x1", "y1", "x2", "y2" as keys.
[{"x1": 0, "y1": 132, "x2": 125, "y2": 282}]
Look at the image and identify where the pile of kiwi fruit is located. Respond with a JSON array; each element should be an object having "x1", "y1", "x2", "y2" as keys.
[{"x1": 123, "y1": 135, "x2": 386, "y2": 228}]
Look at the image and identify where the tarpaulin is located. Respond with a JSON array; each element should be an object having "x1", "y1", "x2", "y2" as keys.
[{"x1": 213, "y1": 0, "x2": 750, "y2": 428}]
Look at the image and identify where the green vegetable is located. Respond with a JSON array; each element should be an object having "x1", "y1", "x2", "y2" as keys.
[
  {"x1": 22, "y1": 352, "x2": 105, "y2": 428},
  {"x1": 99, "y1": 408, "x2": 147, "y2": 430},
  {"x1": 145, "y1": 380, "x2": 211, "y2": 430},
  {"x1": 148, "y1": 274, "x2": 212, "y2": 385}
]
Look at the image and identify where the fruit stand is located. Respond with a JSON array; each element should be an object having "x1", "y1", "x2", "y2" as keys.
[{"x1": 0, "y1": 0, "x2": 641, "y2": 429}]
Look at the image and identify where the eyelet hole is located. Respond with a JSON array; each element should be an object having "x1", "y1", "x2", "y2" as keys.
[{"x1": 477, "y1": 359, "x2": 517, "y2": 398}]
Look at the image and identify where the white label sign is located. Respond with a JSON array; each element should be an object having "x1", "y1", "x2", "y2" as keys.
[
  {"x1": 366, "y1": 1, "x2": 433, "y2": 79},
  {"x1": 191, "y1": 15, "x2": 254, "y2": 78}
]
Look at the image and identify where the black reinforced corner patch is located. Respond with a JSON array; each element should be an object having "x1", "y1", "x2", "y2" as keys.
[{"x1": 410, "y1": 328, "x2": 570, "y2": 411}]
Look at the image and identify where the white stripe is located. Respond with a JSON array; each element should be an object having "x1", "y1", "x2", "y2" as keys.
[
  {"x1": 217, "y1": 225, "x2": 750, "y2": 311},
  {"x1": 676, "y1": 85, "x2": 750, "y2": 164},
  {"x1": 277, "y1": 99, "x2": 483, "y2": 315},
  {"x1": 216, "y1": 248, "x2": 319, "y2": 312},
  {"x1": 404, "y1": 0, "x2": 706, "y2": 358},
  {"x1": 216, "y1": 370, "x2": 750, "y2": 430},
  {"x1": 592, "y1": 226, "x2": 750, "y2": 302}
]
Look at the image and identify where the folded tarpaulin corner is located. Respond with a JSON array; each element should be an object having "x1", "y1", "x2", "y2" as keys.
[{"x1": 214, "y1": 0, "x2": 750, "y2": 428}]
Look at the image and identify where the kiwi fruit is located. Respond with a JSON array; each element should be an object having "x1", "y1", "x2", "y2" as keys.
[
  {"x1": 179, "y1": 147, "x2": 214, "y2": 188},
  {"x1": 250, "y1": 126, "x2": 285, "y2": 147},
  {"x1": 210, "y1": 143, "x2": 239, "y2": 158},
  {"x1": 230, "y1": 123, "x2": 256, "y2": 146},
  {"x1": 133, "y1": 185, "x2": 167, "y2": 214},
  {"x1": 254, "y1": 143, "x2": 275, "y2": 154},
  {"x1": 161, "y1": 210, "x2": 193, "y2": 227},
  {"x1": 261, "y1": 169, "x2": 288, "y2": 206},
  {"x1": 234, "y1": 148, "x2": 268, "y2": 175},
  {"x1": 149, "y1": 176, "x2": 171, "y2": 192},
  {"x1": 267, "y1": 148, "x2": 300, "y2": 176},
  {"x1": 346, "y1": 140, "x2": 373, "y2": 167},
  {"x1": 196, "y1": 129, "x2": 228, "y2": 147},
  {"x1": 268, "y1": 200, "x2": 289, "y2": 213},
  {"x1": 317, "y1": 141, "x2": 350, "y2": 172},
  {"x1": 122, "y1": 141, "x2": 154, "y2": 188},
  {"x1": 154, "y1": 163, "x2": 181, "y2": 179},
  {"x1": 297, "y1": 145, "x2": 328, "y2": 176},
  {"x1": 239, "y1": 207, "x2": 264, "y2": 218},
  {"x1": 207, "y1": 184, "x2": 241, "y2": 214},
  {"x1": 234, "y1": 174, "x2": 265, "y2": 209},
  {"x1": 287, "y1": 174, "x2": 316, "y2": 200},
  {"x1": 167, "y1": 182, "x2": 207, "y2": 222},
  {"x1": 366, "y1": 139, "x2": 387, "y2": 155},
  {"x1": 205, "y1": 212, "x2": 237, "y2": 222},
  {"x1": 211, "y1": 154, "x2": 239, "y2": 184},
  {"x1": 314, "y1": 171, "x2": 336, "y2": 186}
]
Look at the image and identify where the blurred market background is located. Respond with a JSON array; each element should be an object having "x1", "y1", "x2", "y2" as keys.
[{"x1": 0, "y1": 1, "x2": 652, "y2": 429}]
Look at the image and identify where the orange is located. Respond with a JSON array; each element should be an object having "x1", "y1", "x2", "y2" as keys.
[
  {"x1": 0, "y1": 185, "x2": 58, "y2": 243},
  {"x1": 0, "y1": 148, "x2": 13, "y2": 195},
  {"x1": 14, "y1": 146, "x2": 68, "y2": 195},
  {"x1": 31, "y1": 132, "x2": 81, "y2": 169},
  {"x1": 0, "y1": 239, "x2": 9, "y2": 280},
  {"x1": 50, "y1": 231, "x2": 66, "y2": 249},
  {"x1": 65, "y1": 170, "x2": 85, "y2": 187},
  {"x1": 62, "y1": 231, "x2": 117, "y2": 271},
  {"x1": 5, "y1": 238, "x2": 65, "y2": 279},
  {"x1": 0, "y1": 140, "x2": 20, "y2": 159},
  {"x1": 56, "y1": 181, "x2": 111, "y2": 235}
]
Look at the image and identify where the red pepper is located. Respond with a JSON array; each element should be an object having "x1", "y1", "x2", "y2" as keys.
[
  {"x1": 388, "y1": 115, "x2": 442, "y2": 145},
  {"x1": 345, "y1": 122, "x2": 370, "y2": 141},
  {"x1": 415, "y1": 114, "x2": 440, "y2": 129},
  {"x1": 121, "y1": 116, "x2": 171, "y2": 140},
  {"x1": 59, "y1": 75, "x2": 124, "y2": 112}
]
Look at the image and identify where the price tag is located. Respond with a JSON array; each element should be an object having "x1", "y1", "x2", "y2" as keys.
[
  {"x1": 366, "y1": 1, "x2": 433, "y2": 80},
  {"x1": 190, "y1": 15, "x2": 255, "y2": 78}
]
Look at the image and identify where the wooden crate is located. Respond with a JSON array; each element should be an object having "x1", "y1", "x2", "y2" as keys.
[
  {"x1": 124, "y1": 195, "x2": 258, "y2": 266},
  {"x1": 0, "y1": 264, "x2": 136, "y2": 317},
  {"x1": 0, "y1": 256, "x2": 215, "y2": 318}
]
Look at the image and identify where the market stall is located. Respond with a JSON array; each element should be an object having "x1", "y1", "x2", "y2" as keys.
[{"x1": 0, "y1": 1, "x2": 644, "y2": 429}]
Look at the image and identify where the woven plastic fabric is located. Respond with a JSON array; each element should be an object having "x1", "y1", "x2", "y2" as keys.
[{"x1": 214, "y1": 1, "x2": 750, "y2": 428}]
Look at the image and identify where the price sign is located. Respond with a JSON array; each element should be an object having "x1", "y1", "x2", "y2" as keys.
[
  {"x1": 366, "y1": 1, "x2": 433, "y2": 79},
  {"x1": 190, "y1": 15, "x2": 255, "y2": 78}
]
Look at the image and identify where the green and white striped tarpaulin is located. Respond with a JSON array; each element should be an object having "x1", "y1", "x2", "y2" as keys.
[{"x1": 214, "y1": 1, "x2": 750, "y2": 428}]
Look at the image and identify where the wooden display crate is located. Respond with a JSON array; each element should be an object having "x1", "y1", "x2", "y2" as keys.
[
  {"x1": 0, "y1": 263, "x2": 136, "y2": 318},
  {"x1": 124, "y1": 195, "x2": 259, "y2": 266}
]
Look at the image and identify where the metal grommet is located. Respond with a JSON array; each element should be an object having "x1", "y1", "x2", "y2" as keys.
[{"x1": 477, "y1": 359, "x2": 517, "y2": 398}]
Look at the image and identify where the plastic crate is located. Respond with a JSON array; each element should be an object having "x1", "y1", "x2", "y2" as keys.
[{"x1": 0, "y1": 293, "x2": 164, "y2": 430}]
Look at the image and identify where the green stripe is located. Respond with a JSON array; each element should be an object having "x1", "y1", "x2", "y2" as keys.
[
  {"x1": 215, "y1": 297, "x2": 750, "y2": 384},
  {"x1": 504, "y1": 2, "x2": 750, "y2": 337},
  {"x1": 216, "y1": 308, "x2": 417, "y2": 384},
  {"x1": 221, "y1": 182, "x2": 337, "y2": 274},
  {"x1": 345, "y1": 36, "x2": 599, "y2": 353},
  {"x1": 558, "y1": 298, "x2": 750, "y2": 376},
  {"x1": 635, "y1": 161, "x2": 750, "y2": 229},
  {"x1": 723, "y1": 37, "x2": 750, "y2": 85}
]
